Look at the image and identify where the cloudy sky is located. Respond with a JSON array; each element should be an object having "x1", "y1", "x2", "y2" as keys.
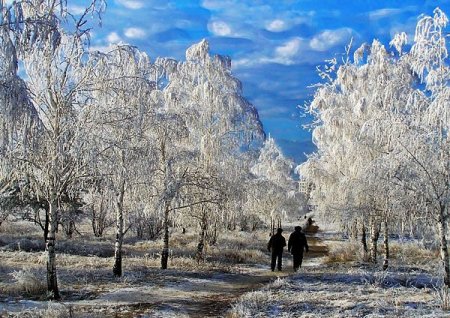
[{"x1": 71, "y1": 0, "x2": 449, "y2": 163}]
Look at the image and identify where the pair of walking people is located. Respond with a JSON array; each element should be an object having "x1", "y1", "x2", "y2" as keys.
[{"x1": 267, "y1": 226, "x2": 309, "y2": 272}]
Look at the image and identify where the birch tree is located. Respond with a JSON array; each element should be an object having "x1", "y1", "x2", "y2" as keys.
[
  {"x1": 300, "y1": 7, "x2": 450, "y2": 281},
  {"x1": 89, "y1": 45, "x2": 157, "y2": 277},
  {"x1": 299, "y1": 39, "x2": 414, "y2": 266},
  {"x1": 251, "y1": 136, "x2": 300, "y2": 232},
  {"x1": 397, "y1": 8, "x2": 450, "y2": 285},
  {"x1": 154, "y1": 40, "x2": 265, "y2": 268},
  {"x1": 0, "y1": 0, "x2": 105, "y2": 299}
]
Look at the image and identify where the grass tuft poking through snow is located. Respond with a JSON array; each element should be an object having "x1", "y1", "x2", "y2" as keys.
[{"x1": 5, "y1": 269, "x2": 47, "y2": 297}]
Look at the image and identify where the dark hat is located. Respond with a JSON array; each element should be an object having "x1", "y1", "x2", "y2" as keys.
[
  {"x1": 277, "y1": 228, "x2": 283, "y2": 233},
  {"x1": 295, "y1": 226, "x2": 302, "y2": 231}
]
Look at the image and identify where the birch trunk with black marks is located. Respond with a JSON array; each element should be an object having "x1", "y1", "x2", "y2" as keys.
[
  {"x1": 438, "y1": 203, "x2": 450, "y2": 286},
  {"x1": 112, "y1": 176, "x2": 125, "y2": 277},
  {"x1": 46, "y1": 198, "x2": 59, "y2": 299},
  {"x1": 161, "y1": 200, "x2": 170, "y2": 269}
]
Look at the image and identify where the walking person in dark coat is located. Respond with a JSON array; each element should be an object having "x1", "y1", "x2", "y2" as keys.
[
  {"x1": 267, "y1": 228, "x2": 286, "y2": 271},
  {"x1": 288, "y1": 226, "x2": 309, "y2": 271}
]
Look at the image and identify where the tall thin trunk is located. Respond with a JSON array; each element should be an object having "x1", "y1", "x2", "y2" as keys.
[
  {"x1": 44, "y1": 208, "x2": 49, "y2": 242},
  {"x1": 46, "y1": 199, "x2": 60, "y2": 299},
  {"x1": 438, "y1": 203, "x2": 450, "y2": 287},
  {"x1": 196, "y1": 214, "x2": 207, "y2": 263},
  {"x1": 113, "y1": 170, "x2": 126, "y2": 277},
  {"x1": 112, "y1": 209, "x2": 124, "y2": 276},
  {"x1": 361, "y1": 222, "x2": 368, "y2": 258},
  {"x1": 161, "y1": 201, "x2": 170, "y2": 270},
  {"x1": 382, "y1": 219, "x2": 389, "y2": 270},
  {"x1": 369, "y1": 216, "x2": 379, "y2": 264},
  {"x1": 351, "y1": 219, "x2": 358, "y2": 241},
  {"x1": 209, "y1": 220, "x2": 218, "y2": 245}
]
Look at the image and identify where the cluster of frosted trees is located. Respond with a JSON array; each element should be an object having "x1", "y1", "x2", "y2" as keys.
[
  {"x1": 299, "y1": 8, "x2": 450, "y2": 285},
  {"x1": 0, "y1": 1, "x2": 303, "y2": 299}
]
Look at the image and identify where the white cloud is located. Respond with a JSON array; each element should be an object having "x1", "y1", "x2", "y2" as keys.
[
  {"x1": 266, "y1": 19, "x2": 288, "y2": 32},
  {"x1": 310, "y1": 28, "x2": 353, "y2": 51},
  {"x1": 116, "y1": 0, "x2": 145, "y2": 10},
  {"x1": 68, "y1": 5, "x2": 86, "y2": 15},
  {"x1": 124, "y1": 27, "x2": 146, "y2": 39},
  {"x1": 233, "y1": 38, "x2": 304, "y2": 68},
  {"x1": 107, "y1": 32, "x2": 122, "y2": 44},
  {"x1": 201, "y1": 0, "x2": 235, "y2": 10},
  {"x1": 275, "y1": 37, "x2": 302, "y2": 58},
  {"x1": 208, "y1": 20, "x2": 232, "y2": 36},
  {"x1": 369, "y1": 8, "x2": 403, "y2": 20}
]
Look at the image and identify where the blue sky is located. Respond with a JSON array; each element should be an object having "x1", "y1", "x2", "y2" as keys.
[{"x1": 70, "y1": 0, "x2": 450, "y2": 163}]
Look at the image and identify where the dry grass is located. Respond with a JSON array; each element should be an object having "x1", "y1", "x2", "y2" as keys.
[
  {"x1": 324, "y1": 241, "x2": 361, "y2": 264},
  {"x1": 389, "y1": 241, "x2": 439, "y2": 265},
  {"x1": 436, "y1": 285, "x2": 450, "y2": 311},
  {"x1": 323, "y1": 239, "x2": 440, "y2": 268}
]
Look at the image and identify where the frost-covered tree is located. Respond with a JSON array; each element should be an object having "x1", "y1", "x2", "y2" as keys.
[
  {"x1": 396, "y1": 8, "x2": 450, "y2": 285},
  {"x1": 88, "y1": 45, "x2": 157, "y2": 277},
  {"x1": 299, "y1": 39, "x2": 415, "y2": 265},
  {"x1": 251, "y1": 136, "x2": 301, "y2": 233},
  {"x1": 300, "y1": 7, "x2": 450, "y2": 282},
  {"x1": 154, "y1": 40, "x2": 265, "y2": 267},
  {"x1": 0, "y1": 0, "x2": 105, "y2": 299}
]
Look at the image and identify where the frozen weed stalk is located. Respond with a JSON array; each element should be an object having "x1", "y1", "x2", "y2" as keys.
[
  {"x1": 435, "y1": 284, "x2": 450, "y2": 310},
  {"x1": 11, "y1": 269, "x2": 46, "y2": 295}
]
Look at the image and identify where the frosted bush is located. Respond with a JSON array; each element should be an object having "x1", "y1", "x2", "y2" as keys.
[{"x1": 10, "y1": 269, "x2": 46, "y2": 295}]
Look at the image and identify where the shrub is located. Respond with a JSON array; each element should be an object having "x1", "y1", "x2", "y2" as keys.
[
  {"x1": 324, "y1": 241, "x2": 360, "y2": 264},
  {"x1": 10, "y1": 269, "x2": 46, "y2": 297}
]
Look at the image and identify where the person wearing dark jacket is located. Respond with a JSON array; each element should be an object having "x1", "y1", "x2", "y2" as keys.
[
  {"x1": 288, "y1": 226, "x2": 309, "y2": 271},
  {"x1": 267, "y1": 228, "x2": 286, "y2": 271}
]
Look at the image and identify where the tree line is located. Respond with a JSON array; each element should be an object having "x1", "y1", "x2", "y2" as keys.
[
  {"x1": 0, "y1": 1, "x2": 304, "y2": 299},
  {"x1": 299, "y1": 8, "x2": 450, "y2": 286}
]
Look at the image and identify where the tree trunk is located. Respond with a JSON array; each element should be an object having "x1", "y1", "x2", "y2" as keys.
[
  {"x1": 44, "y1": 209, "x2": 49, "y2": 242},
  {"x1": 161, "y1": 201, "x2": 170, "y2": 270},
  {"x1": 438, "y1": 204, "x2": 450, "y2": 287},
  {"x1": 361, "y1": 222, "x2": 368, "y2": 258},
  {"x1": 382, "y1": 219, "x2": 389, "y2": 270},
  {"x1": 92, "y1": 198, "x2": 106, "y2": 237},
  {"x1": 46, "y1": 199, "x2": 60, "y2": 300},
  {"x1": 208, "y1": 220, "x2": 218, "y2": 245},
  {"x1": 112, "y1": 177, "x2": 125, "y2": 277},
  {"x1": 351, "y1": 219, "x2": 358, "y2": 241},
  {"x1": 196, "y1": 209, "x2": 208, "y2": 262},
  {"x1": 369, "y1": 216, "x2": 379, "y2": 263}
]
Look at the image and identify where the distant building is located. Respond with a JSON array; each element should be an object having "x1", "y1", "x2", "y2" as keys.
[
  {"x1": 298, "y1": 177, "x2": 309, "y2": 194},
  {"x1": 298, "y1": 177, "x2": 316, "y2": 212}
]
